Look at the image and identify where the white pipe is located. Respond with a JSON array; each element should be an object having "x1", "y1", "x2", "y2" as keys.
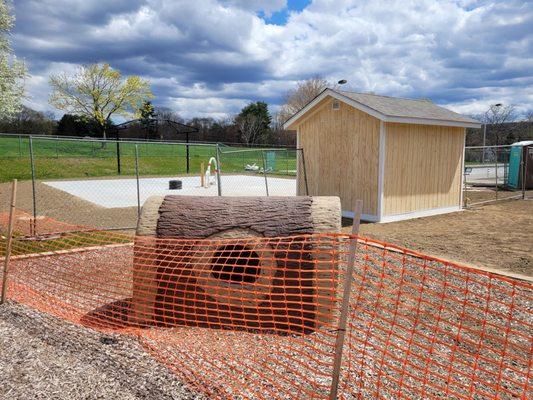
[{"x1": 204, "y1": 157, "x2": 218, "y2": 187}]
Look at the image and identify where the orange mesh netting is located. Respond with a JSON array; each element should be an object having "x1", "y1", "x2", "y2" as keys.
[{"x1": 1, "y1": 211, "x2": 531, "y2": 399}]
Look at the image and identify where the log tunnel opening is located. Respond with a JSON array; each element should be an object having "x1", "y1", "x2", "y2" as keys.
[{"x1": 210, "y1": 244, "x2": 262, "y2": 284}]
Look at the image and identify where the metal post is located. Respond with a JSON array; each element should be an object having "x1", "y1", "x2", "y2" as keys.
[
  {"x1": 300, "y1": 149, "x2": 310, "y2": 195},
  {"x1": 116, "y1": 138, "x2": 121, "y2": 175},
  {"x1": 482, "y1": 124, "x2": 486, "y2": 164},
  {"x1": 215, "y1": 144, "x2": 222, "y2": 196},
  {"x1": 29, "y1": 136, "x2": 37, "y2": 236},
  {"x1": 463, "y1": 170, "x2": 468, "y2": 208},
  {"x1": 186, "y1": 133, "x2": 190, "y2": 174},
  {"x1": 18, "y1": 135, "x2": 22, "y2": 158},
  {"x1": 286, "y1": 148, "x2": 289, "y2": 176},
  {"x1": 261, "y1": 150, "x2": 269, "y2": 196},
  {"x1": 1, "y1": 179, "x2": 18, "y2": 304},
  {"x1": 134, "y1": 145, "x2": 141, "y2": 218},
  {"x1": 494, "y1": 146, "x2": 498, "y2": 199},
  {"x1": 329, "y1": 199, "x2": 363, "y2": 400},
  {"x1": 522, "y1": 146, "x2": 529, "y2": 200}
]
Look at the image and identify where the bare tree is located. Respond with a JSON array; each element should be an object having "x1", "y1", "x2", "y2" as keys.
[
  {"x1": 154, "y1": 106, "x2": 183, "y2": 123},
  {"x1": 479, "y1": 104, "x2": 517, "y2": 145},
  {"x1": 236, "y1": 114, "x2": 264, "y2": 146},
  {"x1": 277, "y1": 76, "x2": 330, "y2": 124}
]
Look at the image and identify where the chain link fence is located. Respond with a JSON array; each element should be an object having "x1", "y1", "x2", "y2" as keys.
[
  {"x1": 463, "y1": 144, "x2": 532, "y2": 206},
  {"x1": 0, "y1": 134, "x2": 307, "y2": 234}
]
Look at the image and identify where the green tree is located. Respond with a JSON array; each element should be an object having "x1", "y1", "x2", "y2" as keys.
[
  {"x1": 235, "y1": 101, "x2": 272, "y2": 145},
  {"x1": 56, "y1": 114, "x2": 104, "y2": 137},
  {"x1": 49, "y1": 63, "x2": 153, "y2": 141},
  {"x1": 0, "y1": 0, "x2": 27, "y2": 116},
  {"x1": 139, "y1": 100, "x2": 157, "y2": 139},
  {"x1": 139, "y1": 100, "x2": 155, "y2": 121}
]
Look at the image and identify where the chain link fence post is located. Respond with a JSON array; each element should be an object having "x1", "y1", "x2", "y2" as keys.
[
  {"x1": 300, "y1": 148, "x2": 309, "y2": 195},
  {"x1": 29, "y1": 135, "x2": 37, "y2": 236},
  {"x1": 261, "y1": 150, "x2": 269, "y2": 196},
  {"x1": 286, "y1": 148, "x2": 289, "y2": 176},
  {"x1": 520, "y1": 146, "x2": 533, "y2": 200},
  {"x1": 216, "y1": 143, "x2": 222, "y2": 196},
  {"x1": 494, "y1": 146, "x2": 498, "y2": 199},
  {"x1": 135, "y1": 144, "x2": 141, "y2": 218}
]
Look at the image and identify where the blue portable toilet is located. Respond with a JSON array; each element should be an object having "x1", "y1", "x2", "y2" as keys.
[{"x1": 507, "y1": 141, "x2": 533, "y2": 189}]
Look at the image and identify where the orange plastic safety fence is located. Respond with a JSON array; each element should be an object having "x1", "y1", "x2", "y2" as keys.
[
  {"x1": 1, "y1": 215, "x2": 531, "y2": 399},
  {"x1": 340, "y1": 241, "x2": 532, "y2": 400}
]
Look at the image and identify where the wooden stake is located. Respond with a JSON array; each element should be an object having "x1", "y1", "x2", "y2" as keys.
[
  {"x1": 329, "y1": 199, "x2": 363, "y2": 400},
  {"x1": 1, "y1": 179, "x2": 18, "y2": 304},
  {"x1": 200, "y1": 162, "x2": 205, "y2": 188}
]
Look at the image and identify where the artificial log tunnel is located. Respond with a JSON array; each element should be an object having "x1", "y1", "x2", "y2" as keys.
[{"x1": 132, "y1": 195, "x2": 342, "y2": 334}]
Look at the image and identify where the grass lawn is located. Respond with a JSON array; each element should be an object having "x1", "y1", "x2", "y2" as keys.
[{"x1": 0, "y1": 136, "x2": 297, "y2": 182}]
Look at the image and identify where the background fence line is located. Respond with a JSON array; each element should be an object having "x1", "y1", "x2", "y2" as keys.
[
  {"x1": 1, "y1": 134, "x2": 531, "y2": 235},
  {"x1": 463, "y1": 143, "x2": 531, "y2": 206},
  {"x1": 0, "y1": 134, "x2": 308, "y2": 234}
]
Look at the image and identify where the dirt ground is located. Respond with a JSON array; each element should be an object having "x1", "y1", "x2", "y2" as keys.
[
  {"x1": 1, "y1": 181, "x2": 532, "y2": 277},
  {"x1": 0, "y1": 180, "x2": 138, "y2": 229},
  {"x1": 350, "y1": 197, "x2": 533, "y2": 277}
]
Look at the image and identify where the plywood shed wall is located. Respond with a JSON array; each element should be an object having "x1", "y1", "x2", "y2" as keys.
[
  {"x1": 297, "y1": 98, "x2": 380, "y2": 217},
  {"x1": 383, "y1": 123, "x2": 465, "y2": 216},
  {"x1": 289, "y1": 93, "x2": 473, "y2": 222}
]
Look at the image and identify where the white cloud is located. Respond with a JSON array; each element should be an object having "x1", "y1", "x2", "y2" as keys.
[{"x1": 11, "y1": 0, "x2": 533, "y2": 120}]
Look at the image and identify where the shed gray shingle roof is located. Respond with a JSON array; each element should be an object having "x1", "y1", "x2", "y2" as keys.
[{"x1": 336, "y1": 89, "x2": 479, "y2": 124}]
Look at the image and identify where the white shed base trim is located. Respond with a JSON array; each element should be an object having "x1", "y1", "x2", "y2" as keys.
[
  {"x1": 380, "y1": 206, "x2": 462, "y2": 223},
  {"x1": 342, "y1": 211, "x2": 380, "y2": 222},
  {"x1": 342, "y1": 206, "x2": 461, "y2": 223}
]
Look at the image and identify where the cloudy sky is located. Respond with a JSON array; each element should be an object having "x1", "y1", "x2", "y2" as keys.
[{"x1": 10, "y1": 0, "x2": 533, "y2": 120}]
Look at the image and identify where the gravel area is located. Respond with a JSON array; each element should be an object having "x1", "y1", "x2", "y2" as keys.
[{"x1": 0, "y1": 301, "x2": 202, "y2": 400}]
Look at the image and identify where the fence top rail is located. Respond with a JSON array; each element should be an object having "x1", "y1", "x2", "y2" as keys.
[
  {"x1": 465, "y1": 144, "x2": 515, "y2": 149},
  {"x1": 219, "y1": 148, "x2": 301, "y2": 154},
  {"x1": 0, "y1": 132, "x2": 297, "y2": 149},
  {"x1": 2, "y1": 134, "x2": 221, "y2": 147}
]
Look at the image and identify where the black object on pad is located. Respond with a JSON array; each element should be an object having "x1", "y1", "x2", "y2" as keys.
[{"x1": 169, "y1": 180, "x2": 182, "y2": 190}]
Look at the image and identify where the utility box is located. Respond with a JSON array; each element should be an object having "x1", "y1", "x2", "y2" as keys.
[{"x1": 507, "y1": 141, "x2": 533, "y2": 190}]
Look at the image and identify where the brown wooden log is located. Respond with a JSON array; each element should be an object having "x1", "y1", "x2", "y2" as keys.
[{"x1": 131, "y1": 195, "x2": 341, "y2": 333}]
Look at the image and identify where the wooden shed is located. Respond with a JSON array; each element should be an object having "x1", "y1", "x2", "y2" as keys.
[{"x1": 284, "y1": 88, "x2": 481, "y2": 222}]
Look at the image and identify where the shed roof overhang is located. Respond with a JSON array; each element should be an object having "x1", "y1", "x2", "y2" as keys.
[{"x1": 283, "y1": 89, "x2": 482, "y2": 130}]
